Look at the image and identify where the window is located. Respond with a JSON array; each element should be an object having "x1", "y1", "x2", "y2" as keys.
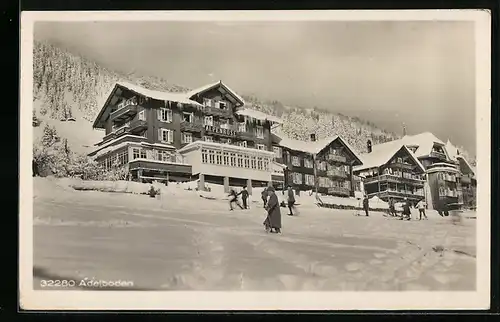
[
  {"x1": 251, "y1": 156, "x2": 257, "y2": 169},
  {"x1": 244, "y1": 155, "x2": 250, "y2": 168},
  {"x1": 183, "y1": 112, "x2": 193, "y2": 123},
  {"x1": 218, "y1": 101, "x2": 227, "y2": 110},
  {"x1": 208, "y1": 150, "x2": 215, "y2": 164},
  {"x1": 304, "y1": 158, "x2": 314, "y2": 168},
  {"x1": 292, "y1": 156, "x2": 301, "y2": 167},
  {"x1": 203, "y1": 136, "x2": 213, "y2": 142},
  {"x1": 159, "y1": 128, "x2": 173, "y2": 143},
  {"x1": 237, "y1": 154, "x2": 243, "y2": 168},
  {"x1": 201, "y1": 149, "x2": 208, "y2": 163},
  {"x1": 273, "y1": 146, "x2": 282, "y2": 159},
  {"x1": 230, "y1": 153, "x2": 236, "y2": 167},
  {"x1": 204, "y1": 116, "x2": 213, "y2": 126},
  {"x1": 293, "y1": 172, "x2": 303, "y2": 184},
  {"x1": 305, "y1": 174, "x2": 315, "y2": 186},
  {"x1": 240, "y1": 141, "x2": 247, "y2": 148},
  {"x1": 256, "y1": 144, "x2": 266, "y2": 150},
  {"x1": 157, "y1": 150, "x2": 171, "y2": 162},
  {"x1": 223, "y1": 152, "x2": 229, "y2": 166},
  {"x1": 138, "y1": 110, "x2": 146, "y2": 121},
  {"x1": 158, "y1": 108, "x2": 172, "y2": 123},
  {"x1": 132, "y1": 148, "x2": 147, "y2": 160},
  {"x1": 117, "y1": 150, "x2": 129, "y2": 166},
  {"x1": 255, "y1": 126, "x2": 264, "y2": 139},
  {"x1": 238, "y1": 122, "x2": 247, "y2": 133},
  {"x1": 257, "y1": 157, "x2": 263, "y2": 170},
  {"x1": 203, "y1": 98, "x2": 212, "y2": 107},
  {"x1": 216, "y1": 151, "x2": 222, "y2": 165},
  {"x1": 181, "y1": 132, "x2": 192, "y2": 144}
]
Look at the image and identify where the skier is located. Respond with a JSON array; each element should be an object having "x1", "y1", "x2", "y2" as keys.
[{"x1": 229, "y1": 188, "x2": 243, "y2": 211}]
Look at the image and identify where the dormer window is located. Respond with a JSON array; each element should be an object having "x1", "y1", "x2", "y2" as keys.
[
  {"x1": 218, "y1": 101, "x2": 227, "y2": 110},
  {"x1": 183, "y1": 112, "x2": 193, "y2": 123}
]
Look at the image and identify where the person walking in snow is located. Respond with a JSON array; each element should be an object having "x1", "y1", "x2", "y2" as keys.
[
  {"x1": 263, "y1": 186, "x2": 282, "y2": 233},
  {"x1": 229, "y1": 188, "x2": 243, "y2": 211},
  {"x1": 416, "y1": 199, "x2": 428, "y2": 220},
  {"x1": 400, "y1": 197, "x2": 411, "y2": 220},
  {"x1": 241, "y1": 186, "x2": 249, "y2": 209}
]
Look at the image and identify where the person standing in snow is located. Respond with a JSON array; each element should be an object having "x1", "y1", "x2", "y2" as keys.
[
  {"x1": 400, "y1": 197, "x2": 411, "y2": 220},
  {"x1": 416, "y1": 199, "x2": 428, "y2": 220},
  {"x1": 261, "y1": 188, "x2": 268, "y2": 208},
  {"x1": 363, "y1": 195, "x2": 369, "y2": 216},
  {"x1": 388, "y1": 198, "x2": 397, "y2": 217},
  {"x1": 241, "y1": 186, "x2": 249, "y2": 209},
  {"x1": 286, "y1": 185, "x2": 296, "y2": 216},
  {"x1": 263, "y1": 186, "x2": 282, "y2": 233},
  {"x1": 229, "y1": 188, "x2": 243, "y2": 211}
]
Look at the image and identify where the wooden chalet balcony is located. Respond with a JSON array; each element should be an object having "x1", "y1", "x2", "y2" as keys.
[
  {"x1": 442, "y1": 174, "x2": 458, "y2": 183},
  {"x1": 388, "y1": 162, "x2": 414, "y2": 170},
  {"x1": 204, "y1": 124, "x2": 237, "y2": 137},
  {"x1": 203, "y1": 106, "x2": 231, "y2": 117},
  {"x1": 429, "y1": 151, "x2": 448, "y2": 161},
  {"x1": 180, "y1": 121, "x2": 203, "y2": 133},
  {"x1": 110, "y1": 103, "x2": 139, "y2": 122},
  {"x1": 237, "y1": 131, "x2": 257, "y2": 141},
  {"x1": 130, "y1": 119, "x2": 148, "y2": 132},
  {"x1": 327, "y1": 186, "x2": 351, "y2": 196},
  {"x1": 326, "y1": 169, "x2": 348, "y2": 179},
  {"x1": 364, "y1": 174, "x2": 425, "y2": 186},
  {"x1": 327, "y1": 154, "x2": 347, "y2": 163}
]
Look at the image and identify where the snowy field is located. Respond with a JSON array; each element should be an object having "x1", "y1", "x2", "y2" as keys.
[{"x1": 32, "y1": 177, "x2": 476, "y2": 291}]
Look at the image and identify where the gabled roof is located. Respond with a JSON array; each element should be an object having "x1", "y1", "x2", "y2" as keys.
[
  {"x1": 273, "y1": 134, "x2": 363, "y2": 166},
  {"x1": 446, "y1": 139, "x2": 475, "y2": 176},
  {"x1": 235, "y1": 108, "x2": 282, "y2": 124},
  {"x1": 185, "y1": 80, "x2": 245, "y2": 107},
  {"x1": 354, "y1": 144, "x2": 426, "y2": 173},
  {"x1": 372, "y1": 132, "x2": 449, "y2": 159},
  {"x1": 92, "y1": 81, "x2": 203, "y2": 129}
]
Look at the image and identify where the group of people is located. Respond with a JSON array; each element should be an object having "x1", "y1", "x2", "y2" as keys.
[
  {"x1": 386, "y1": 197, "x2": 428, "y2": 220},
  {"x1": 228, "y1": 185, "x2": 300, "y2": 234}
]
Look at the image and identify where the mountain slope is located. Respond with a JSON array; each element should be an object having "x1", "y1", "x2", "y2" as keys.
[{"x1": 32, "y1": 40, "x2": 475, "y2": 165}]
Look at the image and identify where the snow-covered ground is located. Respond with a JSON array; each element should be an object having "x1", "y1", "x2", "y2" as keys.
[{"x1": 32, "y1": 177, "x2": 476, "y2": 291}]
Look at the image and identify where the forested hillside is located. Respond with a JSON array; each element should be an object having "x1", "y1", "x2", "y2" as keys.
[{"x1": 32, "y1": 40, "x2": 474, "y2": 165}]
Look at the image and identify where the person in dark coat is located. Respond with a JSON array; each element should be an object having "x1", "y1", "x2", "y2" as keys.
[
  {"x1": 388, "y1": 198, "x2": 396, "y2": 217},
  {"x1": 229, "y1": 188, "x2": 243, "y2": 211},
  {"x1": 287, "y1": 186, "x2": 296, "y2": 216},
  {"x1": 400, "y1": 197, "x2": 411, "y2": 220},
  {"x1": 261, "y1": 189, "x2": 268, "y2": 208},
  {"x1": 241, "y1": 186, "x2": 249, "y2": 209},
  {"x1": 264, "y1": 186, "x2": 282, "y2": 233},
  {"x1": 362, "y1": 195, "x2": 369, "y2": 216}
]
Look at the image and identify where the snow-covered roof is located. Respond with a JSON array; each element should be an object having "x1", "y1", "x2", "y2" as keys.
[
  {"x1": 446, "y1": 139, "x2": 475, "y2": 176},
  {"x1": 372, "y1": 132, "x2": 449, "y2": 159},
  {"x1": 235, "y1": 108, "x2": 282, "y2": 124},
  {"x1": 116, "y1": 81, "x2": 203, "y2": 107},
  {"x1": 354, "y1": 144, "x2": 426, "y2": 173},
  {"x1": 273, "y1": 134, "x2": 363, "y2": 165},
  {"x1": 185, "y1": 80, "x2": 245, "y2": 107}
]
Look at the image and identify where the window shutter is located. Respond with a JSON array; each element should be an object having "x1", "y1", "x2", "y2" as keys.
[
  {"x1": 168, "y1": 109, "x2": 172, "y2": 123},
  {"x1": 158, "y1": 129, "x2": 162, "y2": 141},
  {"x1": 157, "y1": 109, "x2": 162, "y2": 121},
  {"x1": 168, "y1": 130, "x2": 173, "y2": 143}
]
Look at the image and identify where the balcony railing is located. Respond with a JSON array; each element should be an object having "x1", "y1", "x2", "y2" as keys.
[
  {"x1": 203, "y1": 106, "x2": 231, "y2": 117},
  {"x1": 110, "y1": 102, "x2": 139, "y2": 122},
  {"x1": 442, "y1": 174, "x2": 457, "y2": 183},
  {"x1": 364, "y1": 174, "x2": 425, "y2": 186},
  {"x1": 327, "y1": 186, "x2": 351, "y2": 196},
  {"x1": 180, "y1": 121, "x2": 203, "y2": 133},
  {"x1": 130, "y1": 119, "x2": 148, "y2": 132},
  {"x1": 112, "y1": 121, "x2": 131, "y2": 133},
  {"x1": 429, "y1": 151, "x2": 448, "y2": 160},
  {"x1": 327, "y1": 169, "x2": 348, "y2": 178},
  {"x1": 327, "y1": 154, "x2": 347, "y2": 163},
  {"x1": 369, "y1": 189, "x2": 424, "y2": 199},
  {"x1": 388, "y1": 162, "x2": 414, "y2": 170}
]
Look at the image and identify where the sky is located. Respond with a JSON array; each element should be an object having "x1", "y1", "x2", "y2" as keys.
[{"x1": 34, "y1": 20, "x2": 476, "y2": 153}]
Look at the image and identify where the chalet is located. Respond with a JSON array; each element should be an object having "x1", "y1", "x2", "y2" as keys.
[
  {"x1": 89, "y1": 80, "x2": 281, "y2": 194},
  {"x1": 446, "y1": 140, "x2": 477, "y2": 208},
  {"x1": 364, "y1": 132, "x2": 465, "y2": 210},
  {"x1": 353, "y1": 142, "x2": 427, "y2": 203},
  {"x1": 271, "y1": 133, "x2": 363, "y2": 197}
]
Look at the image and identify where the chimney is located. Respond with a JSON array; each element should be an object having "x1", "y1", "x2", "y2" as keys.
[
  {"x1": 310, "y1": 133, "x2": 316, "y2": 142},
  {"x1": 367, "y1": 139, "x2": 372, "y2": 153}
]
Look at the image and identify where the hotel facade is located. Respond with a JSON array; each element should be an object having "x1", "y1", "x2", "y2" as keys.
[{"x1": 89, "y1": 80, "x2": 280, "y2": 194}]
